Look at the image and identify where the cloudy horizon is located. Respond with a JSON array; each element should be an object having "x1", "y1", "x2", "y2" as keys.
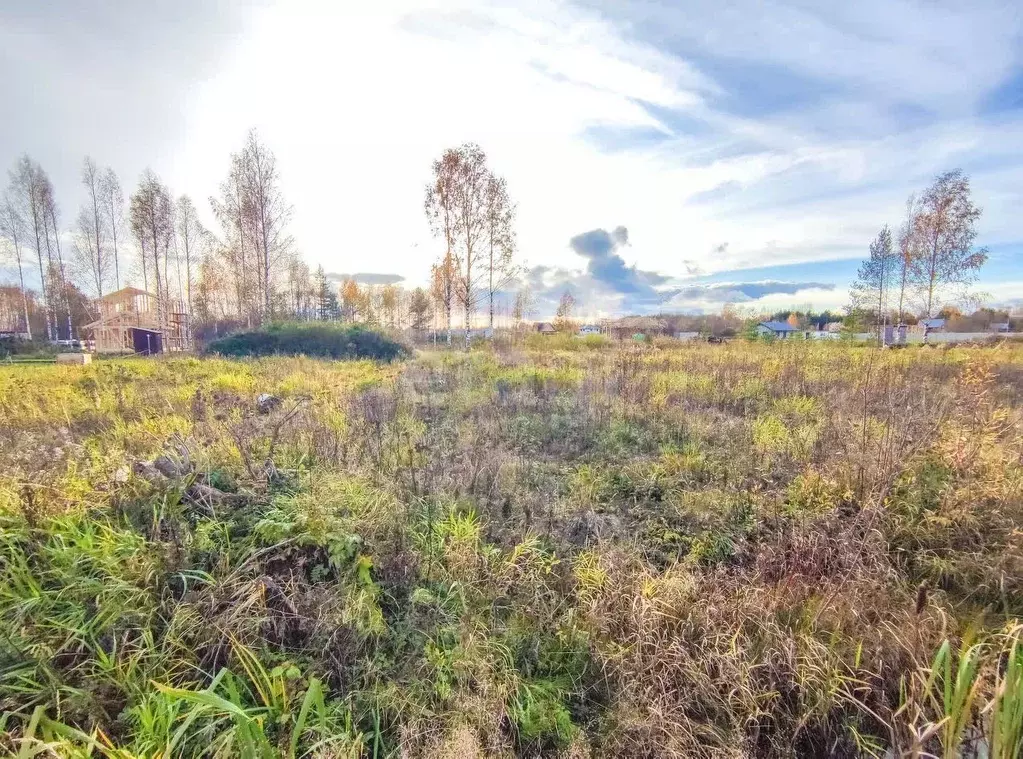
[{"x1": 2, "y1": 0, "x2": 1020, "y2": 316}]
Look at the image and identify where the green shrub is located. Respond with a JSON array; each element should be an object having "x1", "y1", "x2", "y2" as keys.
[
  {"x1": 0, "y1": 338, "x2": 58, "y2": 358},
  {"x1": 205, "y1": 322, "x2": 409, "y2": 361}
]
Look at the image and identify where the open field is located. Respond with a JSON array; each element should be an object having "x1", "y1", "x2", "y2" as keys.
[{"x1": 1, "y1": 339, "x2": 1022, "y2": 758}]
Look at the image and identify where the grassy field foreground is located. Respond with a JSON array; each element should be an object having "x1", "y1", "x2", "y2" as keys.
[{"x1": 1, "y1": 340, "x2": 1022, "y2": 757}]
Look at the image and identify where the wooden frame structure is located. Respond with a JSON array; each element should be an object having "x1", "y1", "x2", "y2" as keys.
[{"x1": 83, "y1": 287, "x2": 189, "y2": 354}]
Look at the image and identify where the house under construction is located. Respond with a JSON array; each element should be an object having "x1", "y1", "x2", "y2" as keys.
[{"x1": 83, "y1": 287, "x2": 190, "y2": 354}]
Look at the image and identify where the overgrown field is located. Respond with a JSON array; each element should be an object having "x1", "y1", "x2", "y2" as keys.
[{"x1": 1, "y1": 341, "x2": 1022, "y2": 758}]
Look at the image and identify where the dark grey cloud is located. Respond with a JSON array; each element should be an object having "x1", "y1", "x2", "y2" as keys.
[
  {"x1": 523, "y1": 225, "x2": 825, "y2": 317},
  {"x1": 326, "y1": 272, "x2": 405, "y2": 286},
  {"x1": 508, "y1": 221, "x2": 839, "y2": 317},
  {"x1": 518, "y1": 260, "x2": 836, "y2": 317},
  {"x1": 568, "y1": 226, "x2": 670, "y2": 304}
]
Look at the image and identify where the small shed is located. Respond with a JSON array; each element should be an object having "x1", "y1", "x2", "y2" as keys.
[
  {"x1": 756, "y1": 321, "x2": 800, "y2": 339},
  {"x1": 920, "y1": 318, "x2": 946, "y2": 333},
  {"x1": 535, "y1": 322, "x2": 557, "y2": 335},
  {"x1": 132, "y1": 328, "x2": 163, "y2": 356}
]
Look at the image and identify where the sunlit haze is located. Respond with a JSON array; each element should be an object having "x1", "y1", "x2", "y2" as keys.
[{"x1": 2, "y1": 0, "x2": 1021, "y2": 315}]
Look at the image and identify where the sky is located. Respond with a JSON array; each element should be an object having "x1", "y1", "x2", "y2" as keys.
[{"x1": 1, "y1": 0, "x2": 1021, "y2": 317}]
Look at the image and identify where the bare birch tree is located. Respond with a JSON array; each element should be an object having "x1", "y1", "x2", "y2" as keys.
[
  {"x1": 175, "y1": 195, "x2": 204, "y2": 337},
  {"x1": 894, "y1": 195, "x2": 917, "y2": 325},
  {"x1": 9, "y1": 157, "x2": 54, "y2": 340},
  {"x1": 0, "y1": 196, "x2": 32, "y2": 337},
  {"x1": 210, "y1": 153, "x2": 254, "y2": 324},
  {"x1": 76, "y1": 157, "x2": 108, "y2": 298},
  {"x1": 130, "y1": 169, "x2": 174, "y2": 336},
  {"x1": 99, "y1": 168, "x2": 125, "y2": 291},
  {"x1": 209, "y1": 133, "x2": 295, "y2": 325},
  {"x1": 452, "y1": 145, "x2": 490, "y2": 348},
  {"x1": 72, "y1": 206, "x2": 110, "y2": 299},
  {"x1": 850, "y1": 226, "x2": 896, "y2": 345},
  {"x1": 40, "y1": 173, "x2": 74, "y2": 339},
  {"x1": 425, "y1": 150, "x2": 459, "y2": 345},
  {"x1": 430, "y1": 260, "x2": 454, "y2": 342},
  {"x1": 426, "y1": 143, "x2": 491, "y2": 348},
  {"x1": 484, "y1": 173, "x2": 516, "y2": 329},
  {"x1": 911, "y1": 170, "x2": 987, "y2": 317},
  {"x1": 240, "y1": 130, "x2": 293, "y2": 319}
]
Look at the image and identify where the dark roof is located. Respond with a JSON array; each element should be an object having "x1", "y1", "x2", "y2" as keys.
[{"x1": 759, "y1": 321, "x2": 800, "y2": 332}]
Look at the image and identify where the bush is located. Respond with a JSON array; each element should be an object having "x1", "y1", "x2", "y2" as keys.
[
  {"x1": 0, "y1": 338, "x2": 58, "y2": 358},
  {"x1": 205, "y1": 322, "x2": 409, "y2": 361}
]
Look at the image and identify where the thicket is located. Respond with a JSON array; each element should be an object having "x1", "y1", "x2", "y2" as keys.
[
  {"x1": 0, "y1": 338, "x2": 59, "y2": 359},
  {"x1": 0, "y1": 342, "x2": 1021, "y2": 757},
  {"x1": 205, "y1": 322, "x2": 409, "y2": 361}
]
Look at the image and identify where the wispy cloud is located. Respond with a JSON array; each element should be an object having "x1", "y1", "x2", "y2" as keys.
[
  {"x1": 519, "y1": 226, "x2": 839, "y2": 316},
  {"x1": 569, "y1": 226, "x2": 668, "y2": 301},
  {"x1": 326, "y1": 272, "x2": 405, "y2": 286},
  {"x1": 1, "y1": 0, "x2": 1018, "y2": 310}
]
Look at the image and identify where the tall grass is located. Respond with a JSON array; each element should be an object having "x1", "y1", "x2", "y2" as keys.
[{"x1": 1, "y1": 340, "x2": 1022, "y2": 756}]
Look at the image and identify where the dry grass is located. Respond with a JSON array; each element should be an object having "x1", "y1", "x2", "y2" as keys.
[{"x1": 1, "y1": 339, "x2": 1021, "y2": 757}]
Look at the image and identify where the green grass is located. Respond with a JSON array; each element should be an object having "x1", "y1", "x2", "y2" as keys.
[{"x1": 1, "y1": 340, "x2": 1022, "y2": 757}]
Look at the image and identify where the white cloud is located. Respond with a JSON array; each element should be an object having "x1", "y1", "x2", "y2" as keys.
[
  {"x1": 165, "y1": 0, "x2": 1020, "y2": 291},
  {"x1": 3, "y1": 0, "x2": 1019, "y2": 308}
]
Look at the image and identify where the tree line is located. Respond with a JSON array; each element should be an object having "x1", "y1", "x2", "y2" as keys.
[
  {"x1": 424, "y1": 143, "x2": 519, "y2": 348},
  {"x1": 1, "y1": 134, "x2": 524, "y2": 346},
  {"x1": 0, "y1": 130, "x2": 298, "y2": 342},
  {"x1": 851, "y1": 169, "x2": 988, "y2": 343}
]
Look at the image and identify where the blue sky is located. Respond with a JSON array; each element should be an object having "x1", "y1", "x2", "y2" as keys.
[{"x1": 2, "y1": 0, "x2": 1021, "y2": 316}]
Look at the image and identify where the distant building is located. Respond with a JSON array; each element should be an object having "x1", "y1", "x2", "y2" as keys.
[
  {"x1": 607, "y1": 316, "x2": 669, "y2": 340},
  {"x1": 83, "y1": 287, "x2": 189, "y2": 354},
  {"x1": 920, "y1": 318, "x2": 946, "y2": 332},
  {"x1": 578, "y1": 324, "x2": 601, "y2": 335},
  {"x1": 756, "y1": 321, "x2": 800, "y2": 339},
  {"x1": 676, "y1": 331, "x2": 700, "y2": 341},
  {"x1": 824, "y1": 321, "x2": 843, "y2": 333},
  {"x1": 535, "y1": 322, "x2": 557, "y2": 335},
  {"x1": 884, "y1": 324, "x2": 909, "y2": 345},
  {"x1": 990, "y1": 322, "x2": 1010, "y2": 333}
]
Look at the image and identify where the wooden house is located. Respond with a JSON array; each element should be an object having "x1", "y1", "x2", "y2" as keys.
[{"x1": 83, "y1": 287, "x2": 189, "y2": 354}]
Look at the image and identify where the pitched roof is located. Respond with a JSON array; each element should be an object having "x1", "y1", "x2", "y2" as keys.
[
  {"x1": 920, "y1": 318, "x2": 946, "y2": 328},
  {"x1": 759, "y1": 321, "x2": 800, "y2": 332},
  {"x1": 97, "y1": 286, "x2": 153, "y2": 301}
]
